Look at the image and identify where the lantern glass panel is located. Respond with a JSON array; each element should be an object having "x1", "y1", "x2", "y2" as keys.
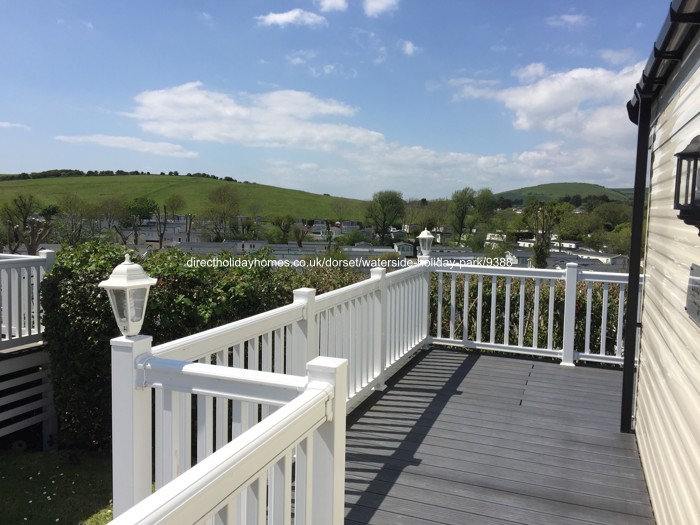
[
  {"x1": 128, "y1": 288, "x2": 148, "y2": 323},
  {"x1": 110, "y1": 288, "x2": 128, "y2": 324}
]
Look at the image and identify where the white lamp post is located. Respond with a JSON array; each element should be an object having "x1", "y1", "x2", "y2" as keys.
[
  {"x1": 417, "y1": 228, "x2": 434, "y2": 264},
  {"x1": 100, "y1": 254, "x2": 157, "y2": 516},
  {"x1": 99, "y1": 254, "x2": 157, "y2": 337}
]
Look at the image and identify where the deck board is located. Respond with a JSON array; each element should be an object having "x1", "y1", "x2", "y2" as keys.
[{"x1": 344, "y1": 348, "x2": 654, "y2": 524}]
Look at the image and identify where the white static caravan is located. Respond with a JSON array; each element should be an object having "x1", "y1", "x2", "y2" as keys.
[{"x1": 626, "y1": 1, "x2": 700, "y2": 524}]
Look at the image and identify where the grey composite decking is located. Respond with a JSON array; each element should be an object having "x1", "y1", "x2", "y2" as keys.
[{"x1": 344, "y1": 348, "x2": 654, "y2": 525}]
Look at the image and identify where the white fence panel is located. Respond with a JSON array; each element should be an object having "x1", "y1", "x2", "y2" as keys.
[
  {"x1": 0, "y1": 251, "x2": 54, "y2": 351},
  {"x1": 110, "y1": 351, "x2": 346, "y2": 525},
  {"x1": 429, "y1": 263, "x2": 636, "y2": 365}
]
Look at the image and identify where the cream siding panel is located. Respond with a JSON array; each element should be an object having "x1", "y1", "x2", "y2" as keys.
[{"x1": 636, "y1": 31, "x2": 700, "y2": 525}]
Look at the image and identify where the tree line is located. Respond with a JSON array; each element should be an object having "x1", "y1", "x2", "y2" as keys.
[
  {"x1": 362, "y1": 188, "x2": 634, "y2": 267},
  {"x1": 0, "y1": 169, "x2": 226, "y2": 182},
  {"x1": 1, "y1": 182, "x2": 634, "y2": 266}
]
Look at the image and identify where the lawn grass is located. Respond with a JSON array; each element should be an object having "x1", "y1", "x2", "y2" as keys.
[
  {"x1": 0, "y1": 449, "x2": 113, "y2": 525},
  {"x1": 0, "y1": 174, "x2": 369, "y2": 220}
]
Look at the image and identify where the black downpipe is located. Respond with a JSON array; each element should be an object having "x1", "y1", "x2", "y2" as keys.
[{"x1": 621, "y1": 89, "x2": 652, "y2": 433}]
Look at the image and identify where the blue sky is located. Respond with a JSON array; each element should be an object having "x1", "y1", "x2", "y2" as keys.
[{"x1": 1, "y1": 1, "x2": 668, "y2": 199}]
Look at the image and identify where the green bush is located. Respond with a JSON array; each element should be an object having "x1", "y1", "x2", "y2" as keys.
[
  {"x1": 41, "y1": 243, "x2": 371, "y2": 450},
  {"x1": 40, "y1": 243, "x2": 323, "y2": 450}
]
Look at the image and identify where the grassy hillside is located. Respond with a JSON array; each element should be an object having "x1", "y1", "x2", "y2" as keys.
[
  {"x1": 0, "y1": 174, "x2": 368, "y2": 220},
  {"x1": 497, "y1": 183, "x2": 631, "y2": 203}
]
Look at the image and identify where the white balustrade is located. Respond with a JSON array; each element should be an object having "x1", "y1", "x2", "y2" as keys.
[
  {"x1": 429, "y1": 262, "x2": 638, "y2": 365},
  {"x1": 109, "y1": 259, "x2": 637, "y2": 523},
  {"x1": 0, "y1": 250, "x2": 55, "y2": 351},
  {"x1": 111, "y1": 333, "x2": 346, "y2": 524}
]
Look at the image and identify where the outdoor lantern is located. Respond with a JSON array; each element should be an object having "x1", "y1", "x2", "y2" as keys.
[
  {"x1": 674, "y1": 135, "x2": 700, "y2": 235},
  {"x1": 99, "y1": 254, "x2": 157, "y2": 337},
  {"x1": 417, "y1": 228, "x2": 435, "y2": 257}
]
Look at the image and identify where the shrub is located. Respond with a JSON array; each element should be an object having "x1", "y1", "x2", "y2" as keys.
[{"x1": 41, "y1": 243, "x2": 302, "y2": 450}]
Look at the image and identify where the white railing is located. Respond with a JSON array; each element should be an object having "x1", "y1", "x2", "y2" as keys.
[
  {"x1": 110, "y1": 260, "x2": 636, "y2": 522},
  {"x1": 311, "y1": 265, "x2": 429, "y2": 410},
  {"x1": 110, "y1": 333, "x2": 346, "y2": 524},
  {"x1": 109, "y1": 265, "x2": 430, "y2": 522},
  {"x1": 139, "y1": 266, "x2": 429, "y2": 492},
  {"x1": 430, "y1": 262, "x2": 636, "y2": 365},
  {"x1": 0, "y1": 250, "x2": 55, "y2": 351}
]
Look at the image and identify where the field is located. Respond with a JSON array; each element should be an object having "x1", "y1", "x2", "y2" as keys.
[
  {"x1": 0, "y1": 174, "x2": 368, "y2": 220},
  {"x1": 497, "y1": 182, "x2": 631, "y2": 203},
  {"x1": 0, "y1": 174, "x2": 633, "y2": 220}
]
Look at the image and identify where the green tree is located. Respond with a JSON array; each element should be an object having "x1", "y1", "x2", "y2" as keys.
[
  {"x1": 1, "y1": 194, "x2": 50, "y2": 254},
  {"x1": 367, "y1": 190, "x2": 405, "y2": 245},
  {"x1": 335, "y1": 229, "x2": 372, "y2": 246},
  {"x1": 604, "y1": 224, "x2": 633, "y2": 255},
  {"x1": 270, "y1": 214, "x2": 296, "y2": 244},
  {"x1": 54, "y1": 193, "x2": 90, "y2": 245},
  {"x1": 474, "y1": 188, "x2": 497, "y2": 224},
  {"x1": 128, "y1": 197, "x2": 158, "y2": 224},
  {"x1": 292, "y1": 223, "x2": 309, "y2": 248},
  {"x1": 593, "y1": 202, "x2": 632, "y2": 230},
  {"x1": 164, "y1": 194, "x2": 186, "y2": 219},
  {"x1": 450, "y1": 187, "x2": 475, "y2": 244},
  {"x1": 200, "y1": 186, "x2": 239, "y2": 241},
  {"x1": 524, "y1": 199, "x2": 562, "y2": 268}
]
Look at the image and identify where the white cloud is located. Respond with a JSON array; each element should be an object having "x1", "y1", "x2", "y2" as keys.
[
  {"x1": 512, "y1": 63, "x2": 549, "y2": 83},
  {"x1": 70, "y1": 75, "x2": 641, "y2": 199},
  {"x1": 199, "y1": 12, "x2": 213, "y2": 25},
  {"x1": 0, "y1": 121, "x2": 31, "y2": 131},
  {"x1": 317, "y1": 0, "x2": 348, "y2": 12},
  {"x1": 448, "y1": 77, "x2": 500, "y2": 99},
  {"x1": 399, "y1": 40, "x2": 420, "y2": 57},
  {"x1": 256, "y1": 9, "x2": 327, "y2": 28},
  {"x1": 444, "y1": 62, "x2": 643, "y2": 193},
  {"x1": 599, "y1": 48, "x2": 637, "y2": 66},
  {"x1": 54, "y1": 134, "x2": 198, "y2": 158},
  {"x1": 452, "y1": 63, "x2": 641, "y2": 142},
  {"x1": 546, "y1": 13, "x2": 590, "y2": 28},
  {"x1": 286, "y1": 50, "x2": 317, "y2": 66},
  {"x1": 124, "y1": 82, "x2": 380, "y2": 151},
  {"x1": 363, "y1": 0, "x2": 399, "y2": 18}
]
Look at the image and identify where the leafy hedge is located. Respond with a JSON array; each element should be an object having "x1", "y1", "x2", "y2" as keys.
[{"x1": 41, "y1": 242, "x2": 364, "y2": 450}]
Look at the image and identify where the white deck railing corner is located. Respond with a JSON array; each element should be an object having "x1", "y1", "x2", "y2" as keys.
[
  {"x1": 110, "y1": 328, "x2": 348, "y2": 524},
  {"x1": 108, "y1": 258, "x2": 634, "y2": 523},
  {"x1": 0, "y1": 249, "x2": 55, "y2": 351}
]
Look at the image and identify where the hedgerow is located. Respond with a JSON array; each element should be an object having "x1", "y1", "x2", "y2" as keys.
[{"x1": 40, "y1": 242, "x2": 363, "y2": 450}]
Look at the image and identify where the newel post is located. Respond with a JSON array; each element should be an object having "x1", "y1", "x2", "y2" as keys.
[
  {"x1": 306, "y1": 357, "x2": 347, "y2": 525},
  {"x1": 292, "y1": 288, "x2": 318, "y2": 376},
  {"x1": 38, "y1": 249, "x2": 56, "y2": 272},
  {"x1": 111, "y1": 335, "x2": 153, "y2": 517},
  {"x1": 561, "y1": 263, "x2": 578, "y2": 366},
  {"x1": 370, "y1": 268, "x2": 388, "y2": 390}
]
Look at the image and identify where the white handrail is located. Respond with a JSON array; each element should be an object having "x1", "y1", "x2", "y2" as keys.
[
  {"x1": 110, "y1": 258, "x2": 642, "y2": 522},
  {"x1": 152, "y1": 302, "x2": 305, "y2": 362},
  {"x1": 429, "y1": 262, "x2": 635, "y2": 365},
  {"x1": 111, "y1": 355, "x2": 347, "y2": 525},
  {"x1": 0, "y1": 250, "x2": 55, "y2": 351}
]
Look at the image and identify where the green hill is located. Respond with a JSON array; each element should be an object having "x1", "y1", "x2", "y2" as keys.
[
  {"x1": 497, "y1": 183, "x2": 632, "y2": 203},
  {"x1": 0, "y1": 174, "x2": 368, "y2": 220}
]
